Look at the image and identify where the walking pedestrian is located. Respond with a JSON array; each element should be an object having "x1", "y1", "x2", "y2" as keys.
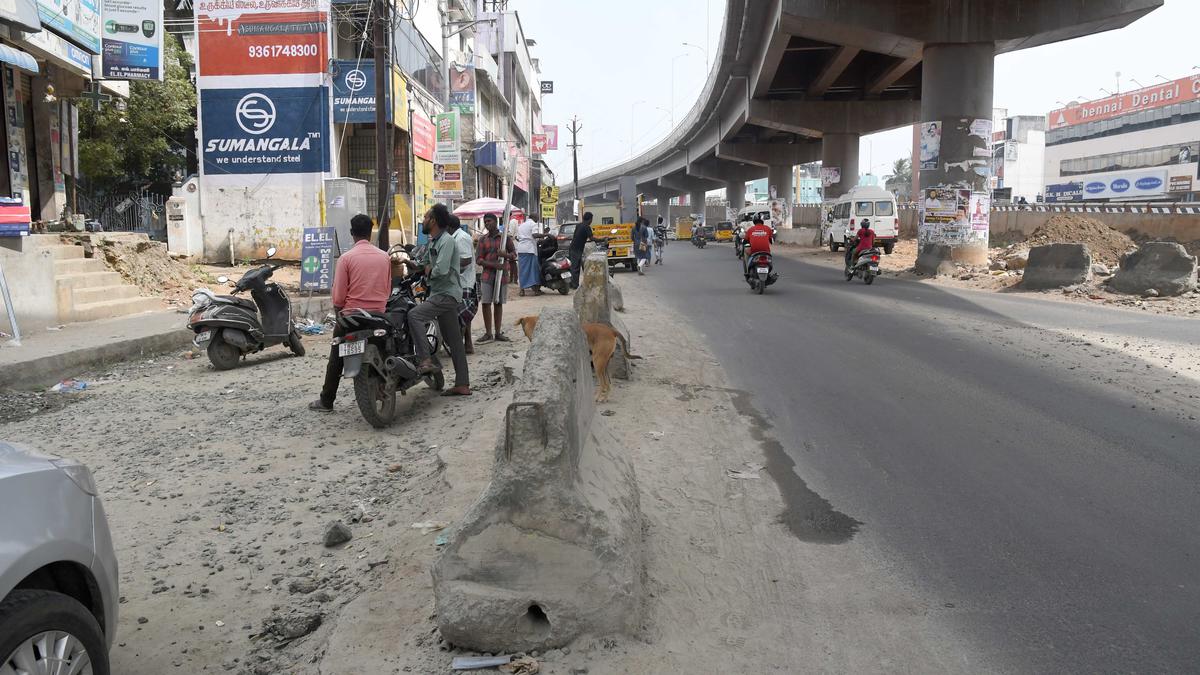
[
  {"x1": 476, "y1": 213, "x2": 517, "y2": 342},
  {"x1": 447, "y1": 214, "x2": 477, "y2": 355},
  {"x1": 654, "y1": 216, "x2": 667, "y2": 265},
  {"x1": 409, "y1": 204, "x2": 471, "y2": 396},
  {"x1": 516, "y1": 215, "x2": 543, "y2": 296},
  {"x1": 634, "y1": 217, "x2": 653, "y2": 274},
  {"x1": 309, "y1": 213, "x2": 391, "y2": 412}
]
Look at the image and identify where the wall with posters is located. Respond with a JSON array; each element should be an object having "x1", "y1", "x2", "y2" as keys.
[{"x1": 194, "y1": 0, "x2": 333, "y2": 261}]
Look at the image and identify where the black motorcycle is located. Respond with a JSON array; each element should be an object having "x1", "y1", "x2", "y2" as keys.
[
  {"x1": 537, "y1": 235, "x2": 572, "y2": 294},
  {"x1": 744, "y1": 250, "x2": 779, "y2": 295},
  {"x1": 189, "y1": 247, "x2": 304, "y2": 369},
  {"x1": 331, "y1": 267, "x2": 443, "y2": 428}
]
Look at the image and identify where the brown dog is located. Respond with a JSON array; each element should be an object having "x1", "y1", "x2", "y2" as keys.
[{"x1": 514, "y1": 316, "x2": 640, "y2": 402}]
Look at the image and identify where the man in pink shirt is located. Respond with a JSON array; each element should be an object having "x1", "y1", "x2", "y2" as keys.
[{"x1": 310, "y1": 214, "x2": 392, "y2": 411}]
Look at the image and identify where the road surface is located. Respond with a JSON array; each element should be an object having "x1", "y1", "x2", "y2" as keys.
[{"x1": 647, "y1": 242, "x2": 1200, "y2": 673}]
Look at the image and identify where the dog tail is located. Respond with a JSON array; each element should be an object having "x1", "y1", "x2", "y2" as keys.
[{"x1": 615, "y1": 332, "x2": 643, "y2": 360}]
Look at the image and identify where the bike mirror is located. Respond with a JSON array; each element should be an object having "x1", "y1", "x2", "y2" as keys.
[
  {"x1": 216, "y1": 276, "x2": 229, "y2": 284},
  {"x1": 266, "y1": 247, "x2": 277, "y2": 258}
]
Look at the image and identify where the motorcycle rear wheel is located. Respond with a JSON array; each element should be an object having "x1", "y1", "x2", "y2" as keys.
[
  {"x1": 287, "y1": 330, "x2": 306, "y2": 356},
  {"x1": 557, "y1": 282, "x2": 569, "y2": 295},
  {"x1": 354, "y1": 361, "x2": 397, "y2": 428},
  {"x1": 756, "y1": 278, "x2": 766, "y2": 294},
  {"x1": 844, "y1": 270, "x2": 854, "y2": 281},
  {"x1": 864, "y1": 272, "x2": 875, "y2": 285},
  {"x1": 207, "y1": 336, "x2": 241, "y2": 370}
]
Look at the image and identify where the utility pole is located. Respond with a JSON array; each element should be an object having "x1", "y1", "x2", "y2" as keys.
[
  {"x1": 568, "y1": 116, "x2": 582, "y2": 200},
  {"x1": 373, "y1": 0, "x2": 390, "y2": 251}
]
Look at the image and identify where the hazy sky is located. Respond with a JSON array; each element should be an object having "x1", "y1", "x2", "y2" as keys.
[{"x1": 515, "y1": 0, "x2": 1198, "y2": 186}]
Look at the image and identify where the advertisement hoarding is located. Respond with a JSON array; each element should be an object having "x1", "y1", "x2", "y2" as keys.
[
  {"x1": 102, "y1": 0, "x2": 164, "y2": 80},
  {"x1": 1045, "y1": 182, "x2": 1083, "y2": 203},
  {"x1": 1048, "y1": 75, "x2": 1200, "y2": 129},
  {"x1": 449, "y1": 64, "x2": 475, "y2": 115},
  {"x1": 300, "y1": 226, "x2": 335, "y2": 290},
  {"x1": 1078, "y1": 168, "x2": 1168, "y2": 200},
  {"x1": 200, "y1": 87, "x2": 330, "y2": 175},
  {"x1": 543, "y1": 124, "x2": 558, "y2": 151},
  {"x1": 37, "y1": 0, "x2": 100, "y2": 53},
  {"x1": 197, "y1": 11, "x2": 328, "y2": 77},
  {"x1": 432, "y1": 111, "x2": 462, "y2": 199},
  {"x1": 332, "y1": 59, "x2": 390, "y2": 124},
  {"x1": 411, "y1": 114, "x2": 434, "y2": 161}
]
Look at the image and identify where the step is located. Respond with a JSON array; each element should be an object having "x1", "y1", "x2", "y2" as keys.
[
  {"x1": 71, "y1": 284, "x2": 141, "y2": 305},
  {"x1": 66, "y1": 296, "x2": 163, "y2": 323},
  {"x1": 54, "y1": 257, "x2": 107, "y2": 275},
  {"x1": 55, "y1": 271, "x2": 126, "y2": 292},
  {"x1": 37, "y1": 244, "x2": 86, "y2": 260}
]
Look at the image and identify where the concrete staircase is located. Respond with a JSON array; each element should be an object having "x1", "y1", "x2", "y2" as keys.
[{"x1": 31, "y1": 235, "x2": 163, "y2": 323}]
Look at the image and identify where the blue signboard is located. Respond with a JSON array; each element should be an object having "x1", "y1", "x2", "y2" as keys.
[
  {"x1": 1045, "y1": 182, "x2": 1083, "y2": 203},
  {"x1": 332, "y1": 60, "x2": 390, "y2": 124},
  {"x1": 200, "y1": 86, "x2": 330, "y2": 175},
  {"x1": 300, "y1": 227, "x2": 336, "y2": 291}
]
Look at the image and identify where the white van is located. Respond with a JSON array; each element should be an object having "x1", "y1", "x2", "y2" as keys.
[
  {"x1": 736, "y1": 204, "x2": 776, "y2": 238},
  {"x1": 824, "y1": 185, "x2": 898, "y2": 253}
]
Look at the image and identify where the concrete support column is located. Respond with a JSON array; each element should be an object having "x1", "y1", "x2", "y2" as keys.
[
  {"x1": 821, "y1": 133, "x2": 859, "y2": 200},
  {"x1": 688, "y1": 190, "x2": 706, "y2": 215},
  {"x1": 768, "y1": 164, "x2": 794, "y2": 228},
  {"x1": 917, "y1": 42, "x2": 994, "y2": 264},
  {"x1": 724, "y1": 179, "x2": 746, "y2": 209},
  {"x1": 618, "y1": 176, "x2": 638, "y2": 223}
]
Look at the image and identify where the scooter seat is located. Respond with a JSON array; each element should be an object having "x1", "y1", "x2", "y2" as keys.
[{"x1": 213, "y1": 295, "x2": 257, "y2": 311}]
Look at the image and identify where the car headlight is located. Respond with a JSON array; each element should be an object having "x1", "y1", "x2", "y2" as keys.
[{"x1": 50, "y1": 458, "x2": 98, "y2": 496}]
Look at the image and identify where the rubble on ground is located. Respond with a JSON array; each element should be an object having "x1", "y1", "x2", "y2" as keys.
[
  {"x1": 1014, "y1": 214, "x2": 1137, "y2": 266},
  {"x1": 88, "y1": 236, "x2": 215, "y2": 303}
]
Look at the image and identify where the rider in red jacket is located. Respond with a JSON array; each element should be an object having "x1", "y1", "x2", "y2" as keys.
[
  {"x1": 846, "y1": 218, "x2": 876, "y2": 268},
  {"x1": 744, "y1": 217, "x2": 773, "y2": 257}
]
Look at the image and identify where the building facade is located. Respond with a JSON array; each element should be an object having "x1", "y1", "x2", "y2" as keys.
[
  {"x1": 990, "y1": 110, "x2": 1045, "y2": 203},
  {"x1": 1043, "y1": 74, "x2": 1199, "y2": 203}
]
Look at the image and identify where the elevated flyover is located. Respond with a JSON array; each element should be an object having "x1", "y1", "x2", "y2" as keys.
[{"x1": 570, "y1": 0, "x2": 1161, "y2": 262}]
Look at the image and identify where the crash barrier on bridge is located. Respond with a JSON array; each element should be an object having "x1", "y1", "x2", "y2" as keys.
[
  {"x1": 432, "y1": 308, "x2": 644, "y2": 652},
  {"x1": 1021, "y1": 244, "x2": 1093, "y2": 290},
  {"x1": 1109, "y1": 242, "x2": 1198, "y2": 297},
  {"x1": 915, "y1": 244, "x2": 957, "y2": 276},
  {"x1": 573, "y1": 251, "x2": 632, "y2": 379}
]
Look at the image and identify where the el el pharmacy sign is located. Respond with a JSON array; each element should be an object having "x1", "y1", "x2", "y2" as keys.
[
  {"x1": 1079, "y1": 169, "x2": 1168, "y2": 200},
  {"x1": 1048, "y1": 75, "x2": 1200, "y2": 129}
]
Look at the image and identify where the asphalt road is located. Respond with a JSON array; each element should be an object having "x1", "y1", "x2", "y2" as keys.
[{"x1": 648, "y1": 242, "x2": 1200, "y2": 673}]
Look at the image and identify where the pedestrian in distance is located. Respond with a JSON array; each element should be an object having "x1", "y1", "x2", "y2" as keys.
[
  {"x1": 310, "y1": 213, "x2": 392, "y2": 412},
  {"x1": 476, "y1": 213, "x2": 517, "y2": 343},
  {"x1": 409, "y1": 204, "x2": 471, "y2": 396},
  {"x1": 634, "y1": 217, "x2": 653, "y2": 275},
  {"x1": 516, "y1": 214, "x2": 544, "y2": 297},
  {"x1": 447, "y1": 214, "x2": 477, "y2": 355},
  {"x1": 568, "y1": 211, "x2": 598, "y2": 290},
  {"x1": 655, "y1": 216, "x2": 667, "y2": 265}
]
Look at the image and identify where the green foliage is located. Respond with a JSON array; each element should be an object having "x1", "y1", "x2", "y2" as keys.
[
  {"x1": 79, "y1": 34, "x2": 196, "y2": 191},
  {"x1": 884, "y1": 157, "x2": 912, "y2": 199}
]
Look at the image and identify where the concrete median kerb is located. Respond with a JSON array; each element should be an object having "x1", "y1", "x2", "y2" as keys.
[
  {"x1": 432, "y1": 308, "x2": 644, "y2": 653},
  {"x1": 574, "y1": 251, "x2": 632, "y2": 379},
  {"x1": 1022, "y1": 243, "x2": 1093, "y2": 290},
  {"x1": 915, "y1": 243, "x2": 956, "y2": 277},
  {"x1": 1109, "y1": 242, "x2": 1198, "y2": 297}
]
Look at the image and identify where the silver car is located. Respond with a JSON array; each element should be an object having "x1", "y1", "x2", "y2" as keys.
[{"x1": 0, "y1": 441, "x2": 118, "y2": 674}]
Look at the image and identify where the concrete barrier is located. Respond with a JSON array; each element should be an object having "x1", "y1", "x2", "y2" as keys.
[
  {"x1": 573, "y1": 251, "x2": 631, "y2": 379},
  {"x1": 776, "y1": 227, "x2": 822, "y2": 247},
  {"x1": 1109, "y1": 242, "x2": 1198, "y2": 296},
  {"x1": 915, "y1": 244, "x2": 956, "y2": 276},
  {"x1": 432, "y1": 308, "x2": 644, "y2": 652},
  {"x1": 1022, "y1": 244, "x2": 1093, "y2": 290}
]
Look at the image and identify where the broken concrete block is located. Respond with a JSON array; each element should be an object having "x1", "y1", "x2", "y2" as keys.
[
  {"x1": 433, "y1": 309, "x2": 643, "y2": 653},
  {"x1": 1109, "y1": 241, "x2": 1198, "y2": 297},
  {"x1": 573, "y1": 251, "x2": 629, "y2": 378},
  {"x1": 607, "y1": 278, "x2": 624, "y2": 312},
  {"x1": 1022, "y1": 244, "x2": 1092, "y2": 290},
  {"x1": 915, "y1": 243, "x2": 955, "y2": 276}
]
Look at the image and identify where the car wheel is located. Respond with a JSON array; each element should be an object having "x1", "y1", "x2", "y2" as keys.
[
  {"x1": 829, "y1": 236, "x2": 840, "y2": 253},
  {"x1": 884, "y1": 242, "x2": 895, "y2": 255},
  {"x1": 0, "y1": 589, "x2": 110, "y2": 675}
]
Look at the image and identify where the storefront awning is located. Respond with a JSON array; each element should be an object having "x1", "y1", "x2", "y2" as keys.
[{"x1": 0, "y1": 43, "x2": 38, "y2": 75}]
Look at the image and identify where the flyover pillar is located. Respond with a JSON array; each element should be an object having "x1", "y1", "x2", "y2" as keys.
[
  {"x1": 725, "y1": 180, "x2": 746, "y2": 210},
  {"x1": 688, "y1": 190, "x2": 706, "y2": 220},
  {"x1": 917, "y1": 42, "x2": 994, "y2": 265},
  {"x1": 768, "y1": 164, "x2": 794, "y2": 228},
  {"x1": 821, "y1": 133, "x2": 859, "y2": 200},
  {"x1": 618, "y1": 176, "x2": 638, "y2": 223}
]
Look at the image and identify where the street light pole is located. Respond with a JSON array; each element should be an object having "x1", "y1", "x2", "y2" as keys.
[
  {"x1": 682, "y1": 41, "x2": 707, "y2": 72},
  {"x1": 670, "y1": 53, "x2": 689, "y2": 129}
]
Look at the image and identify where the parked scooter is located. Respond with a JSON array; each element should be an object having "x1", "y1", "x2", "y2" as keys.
[
  {"x1": 333, "y1": 262, "x2": 443, "y2": 428},
  {"x1": 845, "y1": 247, "x2": 882, "y2": 285},
  {"x1": 536, "y1": 235, "x2": 572, "y2": 294},
  {"x1": 189, "y1": 247, "x2": 304, "y2": 369},
  {"x1": 744, "y1": 249, "x2": 779, "y2": 294}
]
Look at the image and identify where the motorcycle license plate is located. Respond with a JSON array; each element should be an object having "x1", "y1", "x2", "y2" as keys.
[
  {"x1": 756, "y1": 267, "x2": 770, "y2": 274},
  {"x1": 338, "y1": 340, "x2": 366, "y2": 357},
  {"x1": 195, "y1": 330, "x2": 212, "y2": 343},
  {"x1": 561, "y1": 271, "x2": 572, "y2": 279}
]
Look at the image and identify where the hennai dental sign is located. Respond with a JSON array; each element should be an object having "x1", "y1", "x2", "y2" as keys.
[{"x1": 1049, "y1": 75, "x2": 1200, "y2": 129}]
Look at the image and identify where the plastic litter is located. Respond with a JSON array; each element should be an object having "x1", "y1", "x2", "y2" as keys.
[
  {"x1": 726, "y1": 462, "x2": 764, "y2": 480},
  {"x1": 434, "y1": 533, "x2": 449, "y2": 546},
  {"x1": 451, "y1": 655, "x2": 512, "y2": 670},
  {"x1": 295, "y1": 319, "x2": 326, "y2": 335},
  {"x1": 412, "y1": 521, "x2": 448, "y2": 534},
  {"x1": 49, "y1": 379, "x2": 88, "y2": 393}
]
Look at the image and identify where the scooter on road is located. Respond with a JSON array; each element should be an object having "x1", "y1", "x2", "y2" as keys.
[
  {"x1": 845, "y1": 247, "x2": 882, "y2": 285},
  {"x1": 744, "y1": 250, "x2": 778, "y2": 294},
  {"x1": 189, "y1": 247, "x2": 305, "y2": 369}
]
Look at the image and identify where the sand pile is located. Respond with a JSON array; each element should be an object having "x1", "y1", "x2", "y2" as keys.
[
  {"x1": 1023, "y1": 215, "x2": 1137, "y2": 265},
  {"x1": 95, "y1": 237, "x2": 214, "y2": 303}
]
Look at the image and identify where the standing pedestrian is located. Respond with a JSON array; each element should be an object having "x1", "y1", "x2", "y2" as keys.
[
  {"x1": 634, "y1": 217, "x2": 653, "y2": 275},
  {"x1": 309, "y1": 214, "x2": 392, "y2": 411},
  {"x1": 409, "y1": 204, "x2": 471, "y2": 396},
  {"x1": 475, "y1": 213, "x2": 517, "y2": 342},
  {"x1": 447, "y1": 214, "x2": 477, "y2": 355},
  {"x1": 568, "y1": 212, "x2": 596, "y2": 289},
  {"x1": 516, "y1": 214, "x2": 543, "y2": 296}
]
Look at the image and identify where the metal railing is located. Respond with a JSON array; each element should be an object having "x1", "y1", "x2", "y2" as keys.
[{"x1": 74, "y1": 187, "x2": 167, "y2": 237}]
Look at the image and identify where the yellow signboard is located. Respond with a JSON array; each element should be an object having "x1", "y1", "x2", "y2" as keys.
[
  {"x1": 541, "y1": 202, "x2": 555, "y2": 220},
  {"x1": 539, "y1": 185, "x2": 560, "y2": 204},
  {"x1": 392, "y1": 67, "x2": 409, "y2": 131}
]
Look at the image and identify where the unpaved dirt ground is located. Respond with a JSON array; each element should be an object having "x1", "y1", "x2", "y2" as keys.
[
  {"x1": 0, "y1": 289, "x2": 562, "y2": 675},
  {"x1": 780, "y1": 241, "x2": 1200, "y2": 317}
]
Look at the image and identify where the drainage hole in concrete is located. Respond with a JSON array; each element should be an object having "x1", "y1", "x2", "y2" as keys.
[{"x1": 522, "y1": 603, "x2": 551, "y2": 637}]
